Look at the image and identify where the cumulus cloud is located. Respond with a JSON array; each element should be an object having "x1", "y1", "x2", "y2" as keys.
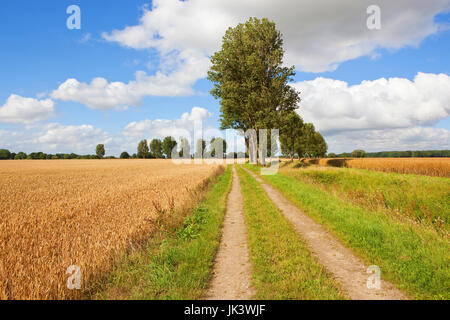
[
  {"x1": 51, "y1": 50, "x2": 208, "y2": 110},
  {"x1": 123, "y1": 106, "x2": 250, "y2": 154},
  {"x1": 35, "y1": 123, "x2": 113, "y2": 154},
  {"x1": 123, "y1": 106, "x2": 213, "y2": 139},
  {"x1": 0, "y1": 130, "x2": 31, "y2": 151},
  {"x1": 0, "y1": 94, "x2": 55, "y2": 124},
  {"x1": 326, "y1": 127, "x2": 450, "y2": 153},
  {"x1": 49, "y1": 0, "x2": 449, "y2": 111},
  {"x1": 0, "y1": 123, "x2": 117, "y2": 155},
  {"x1": 0, "y1": 108, "x2": 219, "y2": 155},
  {"x1": 294, "y1": 72, "x2": 450, "y2": 134},
  {"x1": 103, "y1": 0, "x2": 449, "y2": 72}
]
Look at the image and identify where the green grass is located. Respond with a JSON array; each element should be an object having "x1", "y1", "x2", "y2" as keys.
[
  {"x1": 92, "y1": 165, "x2": 233, "y2": 300},
  {"x1": 245, "y1": 164, "x2": 450, "y2": 299},
  {"x1": 282, "y1": 163, "x2": 450, "y2": 233},
  {"x1": 236, "y1": 166, "x2": 345, "y2": 300}
]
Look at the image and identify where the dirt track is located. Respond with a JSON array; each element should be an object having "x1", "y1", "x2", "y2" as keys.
[
  {"x1": 243, "y1": 167, "x2": 408, "y2": 300},
  {"x1": 204, "y1": 166, "x2": 254, "y2": 300}
]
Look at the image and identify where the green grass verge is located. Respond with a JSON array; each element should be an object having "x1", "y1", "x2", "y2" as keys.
[
  {"x1": 236, "y1": 166, "x2": 345, "y2": 300},
  {"x1": 246, "y1": 164, "x2": 449, "y2": 300},
  {"x1": 281, "y1": 162, "x2": 449, "y2": 233},
  {"x1": 92, "y1": 165, "x2": 233, "y2": 300}
]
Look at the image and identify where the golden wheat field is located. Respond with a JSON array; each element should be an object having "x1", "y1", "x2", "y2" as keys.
[
  {"x1": 302, "y1": 158, "x2": 450, "y2": 177},
  {"x1": 0, "y1": 159, "x2": 223, "y2": 300}
]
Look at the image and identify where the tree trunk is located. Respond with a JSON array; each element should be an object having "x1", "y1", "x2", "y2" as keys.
[
  {"x1": 248, "y1": 131, "x2": 258, "y2": 164},
  {"x1": 258, "y1": 143, "x2": 266, "y2": 166},
  {"x1": 245, "y1": 137, "x2": 249, "y2": 161},
  {"x1": 258, "y1": 129, "x2": 266, "y2": 166}
]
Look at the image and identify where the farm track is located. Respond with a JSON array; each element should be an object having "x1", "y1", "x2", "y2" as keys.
[
  {"x1": 204, "y1": 166, "x2": 254, "y2": 300},
  {"x1": 242, "y1": 167, "x2": 408, "y2": 300}
]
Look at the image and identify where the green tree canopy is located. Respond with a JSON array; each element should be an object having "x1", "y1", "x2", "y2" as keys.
[
  {"x1": 120, "y1": 151, "x2": 130, "y2": 159},
  {"x1": 311, "y1": 132, "x2": 328, "y2": 158},
  {"x1": 208, "y1": 17, "x2": 300, "y2": 164},
  {"x1": 210, "y1": 137, "x2": 227, "y2": 158},
  {"x1": 96, "y1": 144, "x2": 105, "y2": 159},
  {"x1": 279, "y1": 111, "x2": 304, "y2": 160},
  {"x1": 178, "y1": 138, "x2": 191, "y2": 158},
  {"x1": 150, "y1": 139, "x2": 163, "y2": 158},
  {"x1": 137, "y1": 140, "x2": 149, "y2": 159},
  {"x1": 0, "y1": 149, "x2": 11, "y2": 160},
  {"x1": 162, "y1": 136, "x2": 177, "y2": 159},
  {"x1": 293, "y1": 123, "x2": 314, "y2": 159},
  {"x1": 351, "y1": 149, "x2": 366, "y2": 158},
  {"x1": 14, "y1": 152, "x2": 27, "y2": 160},
  {"x1": 195, "y1": 139, "x2": 206, "y2": 159}
]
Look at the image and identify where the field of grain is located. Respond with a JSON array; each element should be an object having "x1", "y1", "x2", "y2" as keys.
[
  {"x1": 301, "y1": 158, "x2": 450, "y2": 177},
  {"x1": 0, "y1": 160, "x2": 223, "y2": 300}
]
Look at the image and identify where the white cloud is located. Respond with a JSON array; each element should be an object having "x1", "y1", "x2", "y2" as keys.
[
  {"x1": 51, "y1": 49, "x2": 208, "y2": 110},
  {"x1": 49, "y1": 1, "x2": 449, "y2": 111},
  {"x1": 0, "y1": 94, "x2": 55, "y2": 124},
  {"x1": 35, "y1": 123, "x2": 113, "y2": 154},
  {"x1": 0, "y1": 108, "x2": 218, "y2": 155},
  {"x1": 103, "y1": 0, "x2": 449, "y2": 72},
  {"x1": 79, "y1": 33, "x2": 91, "y2": 44},
  {"x1": 326, "y1": 127, "x2": 450, "y2": 153},
  {"x1": 294, "y1": 72, "x2": 450, "y2": 134},
  {"x1": 0, "y1": 130, "x2": 31, "y2": 151},
  {"x1": 123, "y1": 106, "x2": 213, "y2": 139}
]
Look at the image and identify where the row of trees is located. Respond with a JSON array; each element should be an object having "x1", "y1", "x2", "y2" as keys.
[
  {"x1": 0, "y1": 137, "x2": 231, "y2": 160},
  {"x1": 131, "y1": 137, "x2": 228, "y2": 159},
  {"x1": 0, "y1": 144, "x2": 109, "y2": 160},
  {"x1": 0, "y1": 149, "x2": 107, "y2": 160}
]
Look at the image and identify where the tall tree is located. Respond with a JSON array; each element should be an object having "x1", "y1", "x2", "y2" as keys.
[
  {"x1": 150, "y1": 139, "x2": 163, "y2": 158},
  {"x1": 279, "y1": 111, "x2": 304, "y2": 161},
  {"x1": 96, "y1": 144, "x2": 105, "y2": 159},
  {"x1": 294, "y1": 123, "x2": 315, "y2": 159},
  {"x1": 208, "y1": 17, "x2": 300, "y2": 165},
  {"x1": 210, "y1": 137, "x2": 227, "y2": 158},
  {"x1": 162, "y1": 136, "x2": 177, "y2": 159},
  {"x1": 178, "y1": 138, "x2": 191, "y2": 158},
  {"x1": 137, "y1": 140, "x2": 149, "y2": 159},
  {"x1": 311, "y1": 132, "x2": 328, "y2": 158},
  {"x1": 351, "y1": 149, "x2": 366, "y2": 158},
  {"x1": 195, "y1": 139, "x2": 206, "y2": 159}
]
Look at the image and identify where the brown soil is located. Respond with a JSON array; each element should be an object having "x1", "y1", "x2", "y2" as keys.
[
  {"x1": 244, "y1": 167, "x2": 408, "y2": 300},
  {"x1": 204, "y1": 166, "x2": 254, "y2": 300}
]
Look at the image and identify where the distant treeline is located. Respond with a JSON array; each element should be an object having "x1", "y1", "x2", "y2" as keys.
[
  {"x1": 0, "y1": 150, "x2": 115, "y2": 160},
  {"x1": 327, "y1": 150, "x2": 450, "y2": 158}
]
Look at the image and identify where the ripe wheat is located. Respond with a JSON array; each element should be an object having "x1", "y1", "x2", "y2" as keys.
[
  {"x1": 301, "y1": 158, "x2": 449, "y2": 177},
  {"x1": 0, "y1": 159, "x2": 222, "y2": 299}
]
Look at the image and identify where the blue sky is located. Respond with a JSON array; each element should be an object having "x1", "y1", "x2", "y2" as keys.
[{"x1": 0, "y1": 0, "x2": 449, "y2": 155}]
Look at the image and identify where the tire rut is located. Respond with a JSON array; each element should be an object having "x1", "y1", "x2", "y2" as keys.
[
  {"x1": 243, "y1": 167, "x2": 408, "y2": 300},
  {"x1": 204, "y1": 166, "x2": 254, "y2": 300}
]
